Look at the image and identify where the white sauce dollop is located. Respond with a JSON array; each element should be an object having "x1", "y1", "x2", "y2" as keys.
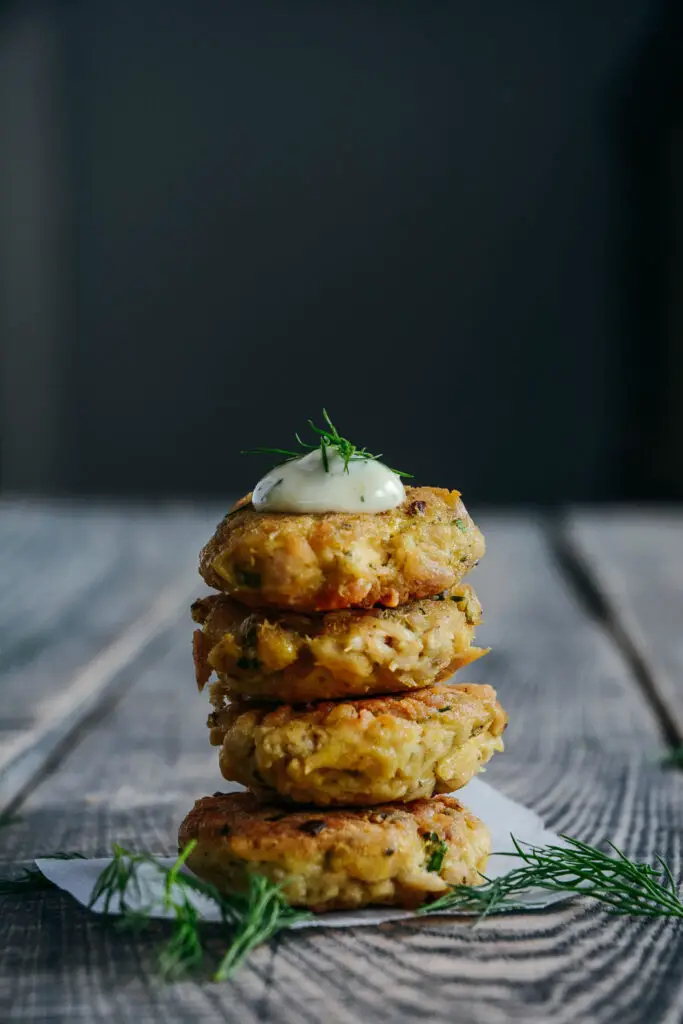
[{"x1": 252, "y1": 448, "x2": 405, "y2": 514}]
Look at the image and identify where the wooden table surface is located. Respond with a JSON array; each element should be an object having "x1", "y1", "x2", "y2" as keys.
[{"x1": 1, "y1": 501, "x2": 683, "y2": 1023}]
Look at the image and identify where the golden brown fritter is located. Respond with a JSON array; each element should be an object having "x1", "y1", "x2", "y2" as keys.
[
  {"x1": 179, "y1": 791, "x2": 490, "y2": 912},
  {"x1": 191, "y1": 584, "x2": 487, "y2": 704},
  {"x1": 199, "y1": 487, "x2": 485, "y2": 612},
  {"x1": 209, "y1": 683, "x2": 506, "y2": 806}
]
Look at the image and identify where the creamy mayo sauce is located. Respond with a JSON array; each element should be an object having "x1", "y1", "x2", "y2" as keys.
[{"x1": 252, "y1": 448, "x2": 405, "y2": 513}]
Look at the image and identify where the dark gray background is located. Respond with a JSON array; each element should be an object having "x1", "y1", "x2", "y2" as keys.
[{"x1": 2, "y1": 0, "x2": 682, "y2": 503}]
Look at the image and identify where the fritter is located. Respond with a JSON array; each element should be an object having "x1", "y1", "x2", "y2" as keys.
[
  {"x1": 191, "y1": 584, "x2": 487, "y2": 703},
  {"x1": 199, "y1": 487, "x2": 485, "y2": 612},
  {"x1": 209, "y1": 683, "x2": 506, "y2": 806},
  {"x1": 179, "y1": 791, "x2": 490, "y2": 912}
]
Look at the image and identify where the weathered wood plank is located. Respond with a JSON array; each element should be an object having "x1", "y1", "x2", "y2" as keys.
[
  {"x1": 566, "y1": 510, "x2": 683, "y2": 740},
  {"x1": 0, "y1": 500, "x2": 221, "y2": 815},
  {"x1": 0, "y1": 889, "x2": 272, "y2": 1024},
  {"x1": 3, "y1": 514, "x2": 683, "y2": 1023}
]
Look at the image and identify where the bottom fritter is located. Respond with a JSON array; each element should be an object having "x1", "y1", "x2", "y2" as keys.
[{"x1": 178, "y1": 791, "x2": 490, "y2": 912}]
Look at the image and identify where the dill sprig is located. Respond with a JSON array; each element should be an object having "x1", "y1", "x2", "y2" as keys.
[
  {"x1": 243, "y1": 408, "x2": 412, "y2": 477},
  {"x1": 214, "y1": 874, "x2": 310, "y2": 981},
  {"x1": 89, "y1": 842, "x2": 311, "y2": 981},
  {"x1": 155, "y1": 843, "x2": 206, "y2": 977},
  {"x1": 419, "y1": 834, "x2": 683, "y2": 919},
  {"x1": 661, "y1": 745, "x2": 683, "y2": 769},
  {"x1": 0, "y1": 867, "x2": 56, "y2": 895},
  {"x1": 6, "y1": 832, "x2": 683, "y2": 978},
  {"x1": 423, "y1": 833, "x2": 449, "y2": 873},
  {"x1": 0, "y1": 853, "x2": 85, "y2": 896}
]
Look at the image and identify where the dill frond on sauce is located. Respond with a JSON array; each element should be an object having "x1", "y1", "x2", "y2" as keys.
[{"x1": 242, "y1": 409, "x2": 412, "y2": 477}]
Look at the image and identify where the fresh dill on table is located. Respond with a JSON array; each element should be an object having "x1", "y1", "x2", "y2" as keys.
[
  {"x1": 242, "y1": 408, "x2": 412, "y2": 477},
  {"x1": 3, "y1": 833, "x2": 683, "y2": 980},
  {"x1": 419, "y1": 835, "x2": 683, "y2": 919},
  {"x1": 87, "y1": 841, "x2": 311, "y2": 981},
  {"x1": 661, "y1": 745, "x2": 683, "y2": 769},
  {"x1": 0, "y1": 853, "x2": 85, "y2": 895},
  {"x1": 0, "y1": 867, "x2": 57, "y2": 895}
]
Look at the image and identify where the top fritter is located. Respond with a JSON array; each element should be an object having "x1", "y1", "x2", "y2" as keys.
[{"x1": 199, "y1": 486, "x2": 485, "y2": 612}]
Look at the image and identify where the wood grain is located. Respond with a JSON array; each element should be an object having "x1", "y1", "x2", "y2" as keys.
[
  {"x1": 0, "y1": 500, "x2": 220, "y2": 816},
  {"x1": 2, "y1": 511, "x2": 683, "y2": 1023},
  {"x1": 566, "y1": 510, "x2": 683, "y2": 740}
]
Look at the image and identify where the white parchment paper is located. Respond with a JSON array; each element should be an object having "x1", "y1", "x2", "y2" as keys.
[{"x1": 36, "y1": 778, "x2": 570, "y2": 928}]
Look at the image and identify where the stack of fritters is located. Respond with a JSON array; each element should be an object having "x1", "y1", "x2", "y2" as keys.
[{"x1": 180, "y1": 486, "x2": 507, "y2": 912}]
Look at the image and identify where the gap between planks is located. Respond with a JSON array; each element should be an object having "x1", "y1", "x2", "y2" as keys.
[
  {"x1": 545, "y1": 514, "x2": 683, "y2": 751},
  {"x1": 0, "y1": 572, "x2": 199, "y2": 818}
]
